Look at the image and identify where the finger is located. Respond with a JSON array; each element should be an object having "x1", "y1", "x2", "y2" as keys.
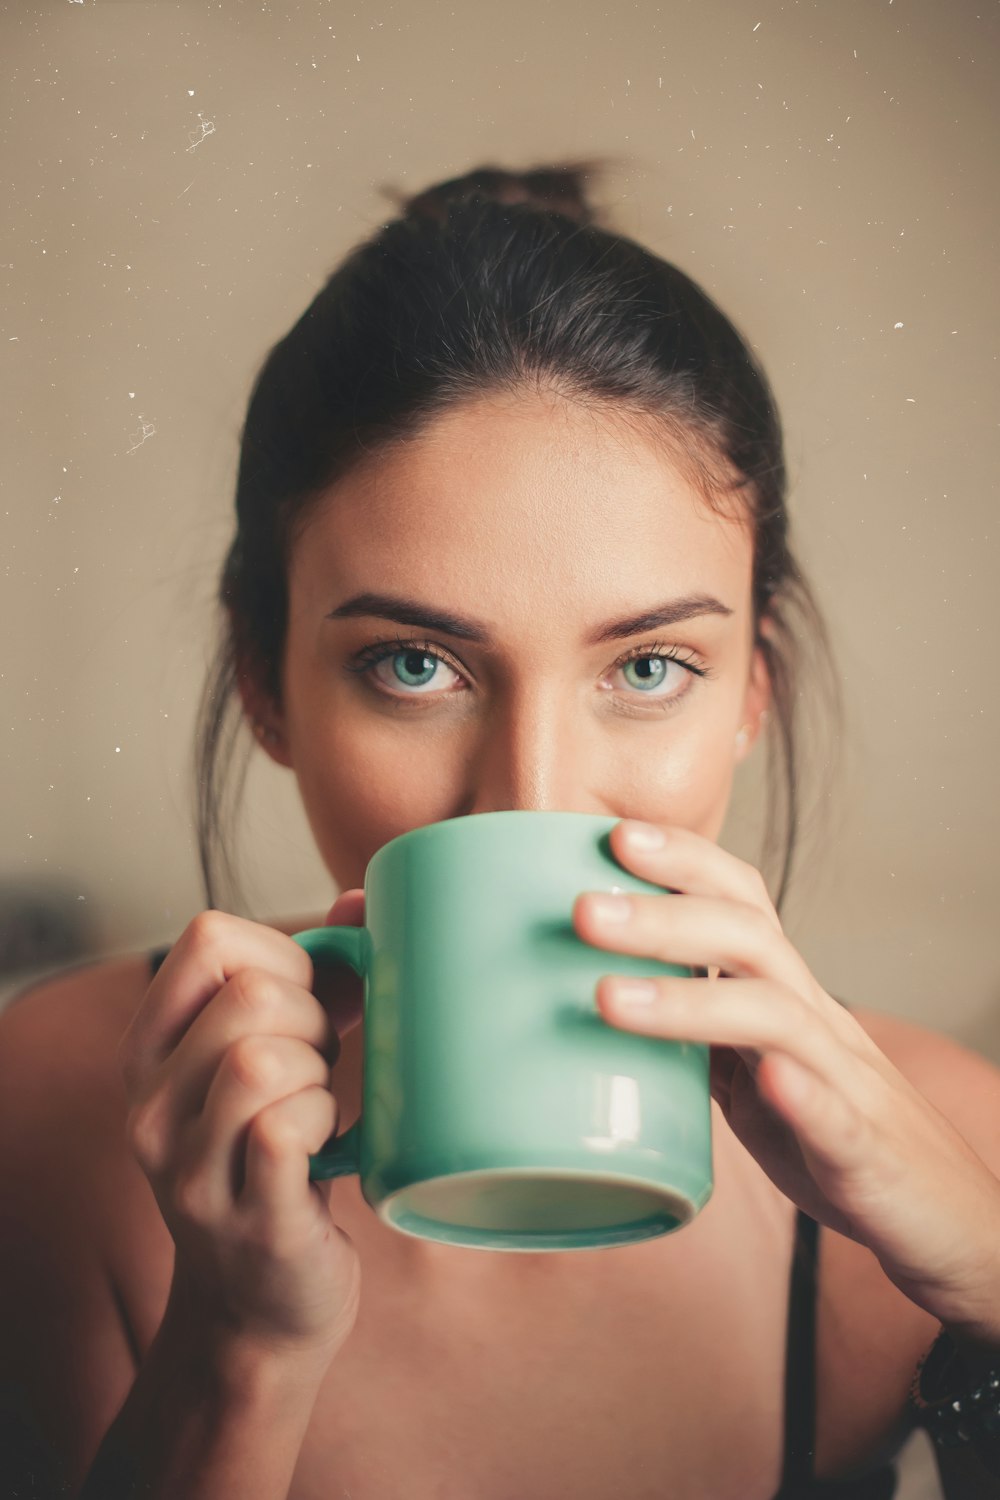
[
  {"x1": 120, "y1": 912, "x2": 316, "y2": 1086},
  {"x1": 608, "y1": 822, "x2": 782, "y2": 932},
  {"x1": 325, "y1": 888, "x2": 365, "y2": 927},
  {"x1": 755, "y1": 1052, "x2": 874, "y2": 1179},
  {"x1": 191, "y1": 1036, "x2": 334, "y2": 1207},
  {"x1": 596, "y1": 974, "x2": 877, "y2": 1094},
  {"x1": 242, "y1": 1085, "x2": 339, "y2": 1220},
  {"x1": 575, "y1": 889, "x2": 812, "y2": 993},
  {"x1": 148, "y1": 970, "x2": 337, "y2": 1149}
]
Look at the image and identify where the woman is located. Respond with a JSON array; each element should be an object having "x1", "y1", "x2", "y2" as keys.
[{"x1": 2, "y1": 161, "x2": 999, "y2": 1500}]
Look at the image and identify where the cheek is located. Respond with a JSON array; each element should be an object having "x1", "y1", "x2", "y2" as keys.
[
  {"x1": 287, "y1": 711, "x2": 465, "y2": 888},
  {"x1": 281, "y1": 641, "x2": 745, "y2": 884},
  {"x1": 276, "y1": 633, "x2": 437, "y2": 887},
  {"x1": 612, "y1": 728, "x2": 737, "y2": 841},
  {"x1": 289, "y1": 707, "x2": 741, "y2": 884}
]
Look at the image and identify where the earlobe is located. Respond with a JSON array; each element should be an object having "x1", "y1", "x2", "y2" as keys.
[
  {"x1": 235, "y1": 663, "x2": 293, "y2": 769},
  {"x1": 735, "y1": 642, "x2": 773, "y2": 763},
  {"x1": 734, "y1": 708, "x2": 770, "y2": 763},
  {"x1": 249, "y1": 716, "x2": 293, "y2": 767}
]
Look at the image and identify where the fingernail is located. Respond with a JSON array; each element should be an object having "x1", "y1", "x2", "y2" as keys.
[
  {"x1": 589, "y1": 892, "x2": 632, "y2": 923},
  {"x1": 612, "y1": 978, "x2": 657, "y2": 1006},
  {"x1": 622, "y1": 821, "x2": 665, "y2": 851}
]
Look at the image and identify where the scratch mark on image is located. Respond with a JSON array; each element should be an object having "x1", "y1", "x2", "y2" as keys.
[
  {"x1": 127, "y1": 415, "x2": 156, "y2": 453},
  {"x1": 186, "y1": 113, "x2": 216, "y2": 152}
]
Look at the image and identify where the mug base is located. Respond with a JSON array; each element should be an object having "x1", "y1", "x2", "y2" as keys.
[{"x1": 377, "y1": 1166, "x2": 708, "y2": 1252}]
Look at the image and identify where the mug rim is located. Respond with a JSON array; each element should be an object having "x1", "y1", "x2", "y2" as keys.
[{"x1": 368, "y1": 809, "x2": 621, "y2": 878}]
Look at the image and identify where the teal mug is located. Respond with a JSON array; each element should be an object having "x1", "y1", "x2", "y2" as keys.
[{"x1": 293, "y1": 810, "x2": 712, "y2": 1252}]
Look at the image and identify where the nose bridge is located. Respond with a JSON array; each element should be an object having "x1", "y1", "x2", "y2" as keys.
[{"x1": 466, "y1": 680, "x2": 593, "y2": 815}]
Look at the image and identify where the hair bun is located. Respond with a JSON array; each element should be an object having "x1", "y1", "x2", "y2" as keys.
[{"x1": 380, "y1": 159, "x2": 612, "y2": 228}]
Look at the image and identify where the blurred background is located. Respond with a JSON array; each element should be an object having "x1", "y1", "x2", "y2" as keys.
[{"x1": 2, "y1": 3, "x2": 996, "y2": 1490}]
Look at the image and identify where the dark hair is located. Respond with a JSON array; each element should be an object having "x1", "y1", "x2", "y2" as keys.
[{"x1": 195, "y1": 158, "x2": 839, "y2": 913}]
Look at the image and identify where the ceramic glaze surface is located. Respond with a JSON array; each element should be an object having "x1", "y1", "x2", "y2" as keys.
[{"x1": 295, "y1": 811, "x2": 712, "y2": 1250}]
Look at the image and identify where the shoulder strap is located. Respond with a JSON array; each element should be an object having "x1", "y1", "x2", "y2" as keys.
[{"x1": 779, "y1": 1209, "x2": 820, "y2": 1491}]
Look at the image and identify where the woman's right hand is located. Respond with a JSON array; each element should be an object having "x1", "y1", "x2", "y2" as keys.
[{"x1": 118, "y1": 904, "x2": 361, "y2": 1370}]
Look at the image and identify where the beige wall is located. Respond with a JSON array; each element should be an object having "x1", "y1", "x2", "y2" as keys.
[{"x1": 3, "y1": 0, "x2": 998, "y2": 1053}]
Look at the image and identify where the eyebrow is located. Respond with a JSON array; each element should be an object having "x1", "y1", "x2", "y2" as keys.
[{"x1": 326, "y1": 590, "x2": 733, "y2": 647}]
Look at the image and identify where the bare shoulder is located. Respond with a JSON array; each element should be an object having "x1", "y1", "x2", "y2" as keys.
[
  {"x1": 0, "y1": 951, "x2": 161, "y2": 1223},
  {"x1": 0, "y1": 943, "x2": 155, "y2": 1206},
  {"x1": 0, "y1": 954, "x2": 161, "y2": 1486},
  {"x1": 849, "y1": 1002, "x2": 1000, "y2": 1167},
  {"x1": 0, "y1": 955, "x2": 162, "y2": 1219},
  {"x1": 0, "y1": 951, "x2": 151, "y2": 1091}
]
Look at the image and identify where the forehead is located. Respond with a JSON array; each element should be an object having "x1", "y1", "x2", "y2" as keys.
[{"x1": 295, "y1": 393, "x2": 753, "y2": 616}]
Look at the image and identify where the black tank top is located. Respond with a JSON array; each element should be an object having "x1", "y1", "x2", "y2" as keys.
[{"x1": 147, "y1": 947, "x2": 899, "y2": 1497}]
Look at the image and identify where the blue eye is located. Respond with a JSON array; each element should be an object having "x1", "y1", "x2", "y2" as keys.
[
  {"x1": 388, "y1": 649, "x2": 439, "y2": 689},
  {"x1": 348, "y1": 642, "x2": 464, "y2": 697},
  {"x1": 346, "y1": 635, "x2": 708, "y2": 707},
  {"x1": 614, "y1": 654, "x2": 692, "y2": 699},
  {"x1": 621, "y1": 656, "x2": 671, "y2": 692}
]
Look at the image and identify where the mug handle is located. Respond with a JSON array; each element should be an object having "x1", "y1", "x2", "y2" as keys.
[{"x1": 293, "y1": 925, "x2": 370, "y2": 1182}]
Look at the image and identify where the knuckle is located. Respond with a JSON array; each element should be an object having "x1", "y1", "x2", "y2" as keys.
[
  {"x1": 125, "y1": 1100, "x2": 167, "y2": 1173},
  {"x1": 173, "y1": 1170, "x2": 213, "y2": 1226},
  {"x1": 743, "y1": 863, "x2": 772, "y2": 910},
  {"x1": 228, "y1": 967, "x2": 280, "y2": 1024},
  {"x1": 717, "y1": 904, "x2": 772, "y2": 973},
  {"x1": 836, "y1": 1099, "x2": 872, "y2": 1159},
  {"x1": 777, "y1": 985, "x2": 811, "y2": 1042},
  {"x1": 295, "y1": 1044, "x2": 329, "y2": 1092},
  {"x1": 773, "y1": 987, "x2": 834, "y2": 1065},
  {"x1": 307, "y1": 1085, "x2": 338, "y2": 1146},
  {"x1": 740, "y1": 901, "x2": 775, "y2": 954},
  {"x1": 248, "y1": 1103, "x2": 298, "y2": 1160},
  {"x1": 290, "y1": 989, "x2": 319, "y2": 1041},
  {"x1": 226, "y1": 1034, "x2": 281, "y2": 1092},
  {"x1": 185, "y1": 909, "x2": 233, "y2": 960}
]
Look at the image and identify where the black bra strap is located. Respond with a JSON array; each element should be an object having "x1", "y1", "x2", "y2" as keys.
[{"x1": 780, "y1": 1209, "x2": 820, "y2": 1491}]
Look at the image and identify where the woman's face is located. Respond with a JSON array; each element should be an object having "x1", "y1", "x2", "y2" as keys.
[{"x1": 264, "y1": 391, "x2": 769, "y2": 892}]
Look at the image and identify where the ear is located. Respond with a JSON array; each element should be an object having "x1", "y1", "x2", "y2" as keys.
[
  {"x1": 234, "y1": 654, "x2": 294, "y2": 770},
  {"x1": 735, "y1": 635, "x2": 773, "y2": 764}
]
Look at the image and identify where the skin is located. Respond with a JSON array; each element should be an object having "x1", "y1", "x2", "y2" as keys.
[
  {"x1": 267, "y1": 390, "x2": 768, "y2": 882},
  {"x1": 225, "y1": 384, "x2": 1000, "y2": 1347},
  {"x1": 5, "y1": 387, "x2": 1000, "y2": 1496}
]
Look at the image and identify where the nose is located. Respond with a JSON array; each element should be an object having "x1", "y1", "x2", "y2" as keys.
[{"x1": 458, "y1": 685, "x2": 605, "y2": 817}]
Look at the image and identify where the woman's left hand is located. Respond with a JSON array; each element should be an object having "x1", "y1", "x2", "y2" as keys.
[{"x1": 574, "y1": 819, "x2": 1000, "y2": 1345}]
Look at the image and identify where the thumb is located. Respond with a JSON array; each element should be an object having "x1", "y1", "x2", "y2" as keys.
[{"x1": 325, "y1": 887, "x2": 365, "y2": 929}]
